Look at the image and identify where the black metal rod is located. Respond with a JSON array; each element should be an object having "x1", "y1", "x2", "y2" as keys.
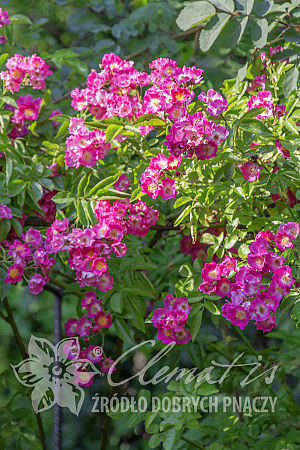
[{"x1": 53, "y1": 294, "x2": 62, "y2": 450}]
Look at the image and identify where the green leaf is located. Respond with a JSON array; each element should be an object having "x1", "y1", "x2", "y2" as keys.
[
  {"x1": 174, "y1": 196, "x2": 192, "y2": 208},
  {"x1": 253, "y1": 0, "x2": 273, "y2": 17},
  {"x1": 163, "y1": 428, "x2": 181, "y2": 450},
  {"x1": 174, "y1": 205, "x2": 193, "y2": 226},
  {"x1": 238, "y1": 244, "x2": 250, "y2": 258},
  {"x1": 55, "y1": 118, "x2": 70, "y2": 139},
  {"x1": 0, "y1": 218, "x2": 11, "y2": 241},
  {"x1": 196, "y1": 383, "x2": 219, "y2": 395},
  {"x1": 148, "y1": 434, "x2": 163, "y2": 448},
  {"x1": 176, "y1": 1, "x2": 216, "y2": 31},
  {"x1": 110, "y1": 293, "x2": 123, "y2": 313},
  {"x1": 284, "y1": 118, "x2": 298, "y2": 135},
  {"x1": 239, "y1": 119, "x2": 272, "y2": 136},
  {"x1": 236, "y1": 0, "x2": 254, "y2": 14},
  {"x1": 114, "y1": 318, "x2": 134, "y2": 342},
  {"x1": 283, "y1": 68, "x2": 299, "y2": 98},
  {"x1": 145, "y1": 411, "x2": 159, "y2": 433},
  {"x1": 292, "y1": 301, "x2": 300, "y2": 323},
  {"x1": 134, "y1": 114, "x2": 166, "y2": 126},
  {"x1": 105, "y1": 124, "x2": 124, "y2": 143},
  {"x1": 251, "y1": 18, "x2": 268, "y2": 48},
  {"x1": 199, "y1": 13, "x2": 231, "y2": 52},
  {"x1": 77, "y1": 173, "x2": 90, "y2": 197},
  {"x1": 204, "y1": 301, "x2": 220, "y2": 315},
  {"x1": 27, "y1": 182, "x2": 43, "y2": 205},
  {"x1": 5, "y1": 158, "x2": 12, "y2": 184},
  {"x1": 239, "y1": 107, "x2": 266, "y2": 121},
  {"x1": 248, "y1": 217, "x2": 269, "y2": 231},
  {"x1": 88, "y1": 175, "x2": 120, "y2": 196},
  {"x1": 201, "y1": 233, "x2": 216, "y2": 245},
  {"x1": 9, "y1": 14, "x2": 32, "y2": 24},
  {"x1": 11, "y1": 218, "x2": 22, "y2": 237},
  {"x1": 76, "y1": 200, "x2": 88, "y2": 226},
  {"x1": 189, "y1": 306, "x2": 203, "y2": 341},
  {"x1": 0, "y1": 53, "x2": 9, "y2": 69},
  {"x1": 1, "y1": 97, "x2": 18, "y2": 108},
  {"x1": 208, "y1": 0, "x2": 234, "y2": 13}
]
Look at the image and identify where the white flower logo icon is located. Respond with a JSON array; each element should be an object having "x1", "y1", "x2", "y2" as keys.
[{"x1": 11, "y1": 335, "x2": 100, "y2": 415}]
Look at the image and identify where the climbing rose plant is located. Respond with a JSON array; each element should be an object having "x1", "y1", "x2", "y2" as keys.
[{"x1": 0, "y1": 13, "x2": 299, "y2": 448}]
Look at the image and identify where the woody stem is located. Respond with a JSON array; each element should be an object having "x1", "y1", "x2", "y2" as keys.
[{"x1": 2, "y1": 298, "x2": 46, "y2": 450}]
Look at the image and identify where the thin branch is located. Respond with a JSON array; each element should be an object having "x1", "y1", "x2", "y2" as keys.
[{"x1": 2, "y1": 298, "x2": 46, "y2": 450}]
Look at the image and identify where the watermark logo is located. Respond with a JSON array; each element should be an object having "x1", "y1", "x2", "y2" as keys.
[{"x1": 11, "y1": 335, "x2": 100, "y2": 415}]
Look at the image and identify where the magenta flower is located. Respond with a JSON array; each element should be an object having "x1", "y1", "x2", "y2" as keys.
[
  {"x1": 275, "y1": 140, "x2": 290, "y2": 158},
  {"x1": 0, "y1": 202, "x2": 12, "y2": 219},
  {"x1": 201, "y1": 262, "x2": 220, "y2": 283},
  {"x1": 198, "y1": 89, "x2": 228, "y2": 116},
  {"x1": 114, "y1": 174, "x2": 130, "y2": 191},
  {"x1": 255, "y1": 316, "x2": 276, "y2": 333},
  {"x1": 23, "y1": 228, "x2": 42, "y2": 246},
  {"x1": 239, "y1": 161, "x2": 263, "y2": 181},
  {"x1": 28, "y1": 274, "x2": 46, "y2": 295},
  {"x1": 5, "y1": 264, "x2": 24, "y2": 284}
]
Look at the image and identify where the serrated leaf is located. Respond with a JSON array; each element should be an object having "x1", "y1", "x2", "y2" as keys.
[
  {"x1": 55, "y1": 119, "x2": 70, "y2": 139},
  {"x1": 11, "y1": 218, "x2": 22, "y2": 237},
  {"x1": 236, "y1": 0, "x2": 254, "y2": 14},
  {"x1": 1, "y1": 96, "x2": 18, "y2": 108},
  {"x1": 208, "y1": 0, "x2": 234, "y2": 12},
  {"x1": 0, "y1": 53, "x2": 9, "y2": 69},
  {"x1": 174, "y1": 205, "x2": 193, "y2": 226},
  {"x1": 7, "y1": 180, "x2": 26, "y2": 197},
  {"x1": 239, "y1": 119, "x2": 272, "y2": 136},
  {"x1": 135, "y1": 114, "x2": 166, "y2": 126},
  {"x1": 239, "y1": 107, "x2": 266, "y2": 121},
  {"x1": 10, "y1": 14, "x2": 32, "y2": 24},
  {"x1": 114, "y1": 318, "x2": 134, "y2": 342},
  {"x1": 105, "y1": 124, "x2": 124, "y2": 143},
  {"x1": 189, "y1": 306, "x2": 203, "y2": 341},
  {"x1": 176, "y1": 1, "x2": 216, "y2": 31},
  {"x1": 174, "y1": 196, "x2": 192, "y2": 208},
  {"x1": 88, "y1": 175, "x2": 120, "y2": 196},
  {"x1": 0, "y1": 218, "x2": 11, "y2": 241},
  {"x1": 199, "y1": 13, "x2": 231, "y2": 52},
  {"x1": 251, "y1": 18, "x2": 268, "y2": 48}
]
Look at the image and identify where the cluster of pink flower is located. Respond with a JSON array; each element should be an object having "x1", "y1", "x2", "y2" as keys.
[
  {"x1": 70, "y1": 53, "x2": 202, "y2": 123},
  {"x1": 65, "y1": 118, "x2": 111, "y2": 168},
  {"x1": 261, "y1": 45, "x2": 284, "y2": 65},
  {"x1": 0, "y1": 8, "x2": 10, "y2": 45},
  {"x1": 0, "y1": 54, "x2": 52, "y2": 92},
  {"x1": 198, "y1": 89, "x2": 228, "y2": 117},
  {"x1": 64, "y1": 292, "x2": 115, "y2": 384},
  {"x1": 248, "y1": 90, "x2": 286, "y2": 119},
  {"x1": 140, "y1": 153, "x2": 181, "y2": 199},
  {"x1": 247, "y1": 75, "x2": 266, "y2": 92},
  {"x1": 152, "y1": 294, "x2": 192, "y2": 344},
  {"x1": 198, "y1": 222, "x2": 298, "y2": 332},
  {"x1": 10, "y1": 95, "x2": 42, "y2": 125},
  {"x1": 7, "y1": 94, "x2": 42, "y2": 139},
  {"x1": 0, "y1": 202, "x2": 12, "y2": 220},
  {"x1": 164, "y1": 110, "x2": 228, "y2": 160},
  {"x1": 44, "y1": 199, "x2": 158, "y2": 290},
  {"x1": 4, "y1": 227, "x2": 55, "y2": 294}
]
